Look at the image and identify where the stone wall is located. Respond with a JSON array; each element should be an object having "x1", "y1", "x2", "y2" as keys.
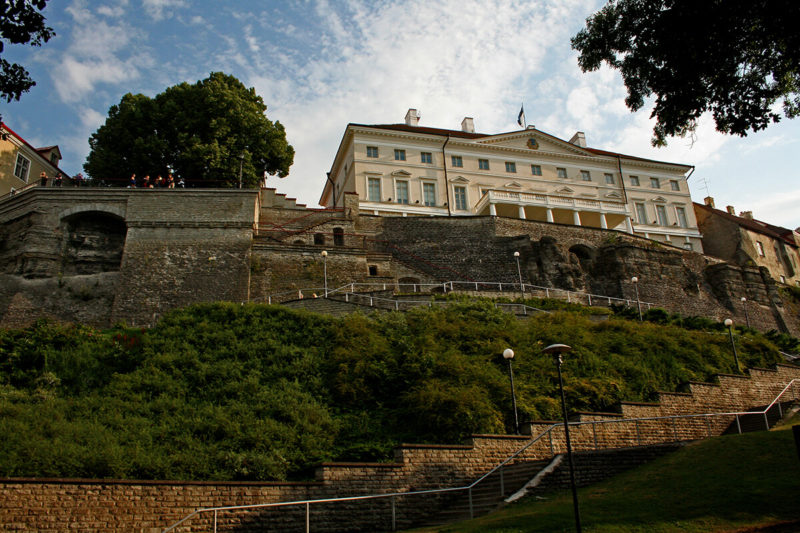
[{"x1": 1, "y1": 363, "x2": 797, "y2": 532}]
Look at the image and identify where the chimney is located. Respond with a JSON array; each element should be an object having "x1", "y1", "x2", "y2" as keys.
[
  {"x1": 739, "y1": 211, "x2": 754, "y2": 220},
  {"x1": 404, "y1": 108, "x2": 420, "y2": 126},
  {"x1": 569, "y1": 131, "x2": 587, "y2": 147},
  {"x1": 461, "y1": 117, "x2": 475, "y2": 133},
  {"x1": 704, "y1": 196, "x2": 715, "y2": 208},
  {"x1": 726, "y1": 206, "x2": 735, "y2": 215}
]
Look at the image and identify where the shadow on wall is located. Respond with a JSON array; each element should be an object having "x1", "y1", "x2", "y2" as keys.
[{"x1": 60, "y1": 212, "x2": 127, "y2": 276}]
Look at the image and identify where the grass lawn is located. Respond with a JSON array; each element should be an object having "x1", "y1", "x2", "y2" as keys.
[{"x1": 406, "y1": 427, "x2": 800, "y2": 532}]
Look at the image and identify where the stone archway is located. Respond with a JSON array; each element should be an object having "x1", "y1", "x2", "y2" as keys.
[{"x1": 60, "y1": 211, "x2": 127, "y2": 275}]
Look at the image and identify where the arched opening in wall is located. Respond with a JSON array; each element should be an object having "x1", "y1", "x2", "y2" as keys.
[
  {"x1": 333, "y1": 227, "x2": 344, "y2": 246},
  {"x1": 314, "y1": 233, "x2": 325, "y2": 245},
  {"x1": 293, "y1": 239, "x2": 304, "y2": 245},
  {"x1": 368, "y1": 265, "x2": 378, "y2": 276},
  {"x1": 568, "y1": 244, "x2": 597, "y2": 271},
  {"x1": 60, "y1": 211, "x2": 127, "y2": 275}
]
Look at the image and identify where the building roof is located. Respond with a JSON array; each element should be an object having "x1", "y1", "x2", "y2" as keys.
[
  {"x1": 1, "y1": 122, "x2": 70, "y2": 178},
  {"x1": 694, "y1": 202, "x2": 798, "y2": 247},
  {"x1": 349, "y1": 122, "x2": 691, "y2": 168}
]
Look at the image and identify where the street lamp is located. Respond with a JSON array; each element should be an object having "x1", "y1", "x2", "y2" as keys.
[
  {"x1": 542, "y1": 343, "x2": 582, "y2": 533},
  {"x1": 514, "y1": 251, "x2": 525, "y2": 298},
  {"x1": 321, "y1": 250, "x2": 328, "y2": 297},
  {"x1": 741, "y1": 297, "x2": 750, "y2": 328},
  {"x1": 502, "y1": 348, "x2": 519, "y2": 434},
  {"x1": 631, "y1": 276, "x2": 642, "y2": 321},
  {"x1": 724, "y1": 319, "x2": 741, "y2": 373}
]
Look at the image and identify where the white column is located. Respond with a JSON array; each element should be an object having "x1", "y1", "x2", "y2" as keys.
[
  {"x1": 625, "y1": 216, "x2": 634, "y2": 233},
  {"x1": 546, "y1": 208, "x2": 554, "y2": 223},
  {"x1": 489, "y1": 203, "x2": 497, "y2": 216},
  {"x1": 600, "y1": 213, "x2": 608, "y2": 229},
  {"x1": 572, "y1": 210, "x2": 581, "y2": 226},
  {"x1": 518, "y1": 205, "x2": 526, "y2": 219}
]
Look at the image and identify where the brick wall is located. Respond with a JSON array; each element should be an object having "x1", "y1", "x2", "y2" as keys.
[{"x1": 1, "y1": 363, "x2": 797, "y2": 532}]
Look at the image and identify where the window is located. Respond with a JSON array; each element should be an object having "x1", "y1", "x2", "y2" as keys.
[
  {"x1": 421, "y1": 152, "x2": 432, "y2": 164},
  {"x1": 670, "y1": 180, "x2": 680, "y2": 191},
  {"x1": 333, "y1": 227, "x2": 344, "y2": 246},
  {"x1": 368, "y1": 265, "x2": 378, "y2": 276},
  {"x1": 368, "y1": 177, "x2": 381, "y2": 202},
  {"x1": 366, "y1": 146, "x2": 378, "y2": 158},
  {"x1": 422, "y1": 182, "x2": 436, "y2": 206},
  {"x1": 635, "y1": 203, "x2": 647, "y2": 224},
  {"x1": 478, "y1": 159, "x2": 489, "y2": 170},
  {"x1": 650, "y1": 177, "x2": 660, "y2": 188},
  {"x1": 451, "y1": 155, "x2": 463, "y2": 167},
  {"x1": 505, "y1": 162, "x2": 516, "y2": 173},
  {"x1": 13, "y1": 154, "x2": 30, "y2": 182},
  {"x1": 531, "y1": 164, "x2": 542, "y2": 176},
  {"x1": 675, "y1": 206, "x2": 688, "y2": 228},
  {"x1": 396, "y1": 181, "x2": 409, "y2": 204},
  {"x1": 394, "y1": 149, "x2": 406, "y2": 161},
  {"x1": 557, "y1": 167, "x2": 567, "y2": 179},
  {"x1": 756, "y1": 241, "x2": 765, "y2": 257},
  {"x1": 314, "y1": 233, "x2": 325, "y2": 245},
  {"x1": 580, "y1": 170, "x2": 591, "y2": 181},
  {"x1": 656, "y1": 204, "x2": 668, "y2": 226},
  {"x1": 604, "y1": 173, "x2": 615, "y2": 184},
  {"x1": 630, "y1": 175, "x2": 640, "y2": 186},
  {"x1": 454, "y1": 186, "x2": 467, "y2": 210}
]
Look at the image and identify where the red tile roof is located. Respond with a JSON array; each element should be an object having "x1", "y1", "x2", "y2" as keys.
[{"x1": 694, "y1": 202, "x2": 798, "y2": 247}]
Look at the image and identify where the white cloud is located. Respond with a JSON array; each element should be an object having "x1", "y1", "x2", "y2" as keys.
[{"x1": 141, "y1": 0, "x2": 187, "y2": 21}]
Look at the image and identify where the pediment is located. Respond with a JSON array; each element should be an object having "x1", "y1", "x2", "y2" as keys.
[
  {"x1": 504, "y1": 181, "x2": 523, "y2": 188},
  {"x1": 652, "y1": 196, "x2": 668, "y2": 203},
  {"x1": 364, "y1": 170, "x2": 384, "y2": 175},
  {"x1": 473, "y1": 129, "x2": 591, "y2": 156},
  {"x1": 556, "y1": 187, "x2": 575, "y2": 194},
  {"x1": 605, "y1": 192, "x2": 623, "y2": 199},
  {"x1": 391, "y1": 170, "x2": 412, "y2": 176},
  {"x1": 450, "y1": 176, "x2": 470, "y2": 183}
]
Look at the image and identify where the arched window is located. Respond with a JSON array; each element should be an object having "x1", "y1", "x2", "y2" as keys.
[{"x1": 333, "y1": 227, "x2": 344, "y2": 246}]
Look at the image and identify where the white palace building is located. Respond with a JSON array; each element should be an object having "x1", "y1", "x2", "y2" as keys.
[{"x1": 320, "y1": 109, "x2": 703, "y2": 251}]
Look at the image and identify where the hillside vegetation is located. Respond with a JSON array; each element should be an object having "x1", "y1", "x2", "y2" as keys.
[{"x1": 0, "y1": 300, "x2": 789, "y2": 481}]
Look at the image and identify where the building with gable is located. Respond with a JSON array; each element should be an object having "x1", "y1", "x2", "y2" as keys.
[
  {"x1": 694, "y1": 197, "x2": 800, "y2": 286},
  {"x1": 1, "y1": 122, "x2": 69, "y2": 196},
  {"x1": 321, "y1": 109, "x2": 703, "y2": 251}
]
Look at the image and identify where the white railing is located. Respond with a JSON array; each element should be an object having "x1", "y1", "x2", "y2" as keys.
[
  {"x1": 474, "y1": 189, "x2": 628, "y2": 215},
  {"x1": 162, "y1": 379, "x2": 799, "y2": 532}
]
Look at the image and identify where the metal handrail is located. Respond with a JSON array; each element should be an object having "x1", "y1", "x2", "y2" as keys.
[{"x1": 162, "y1": 378, "x2": 798, "y2": 532}]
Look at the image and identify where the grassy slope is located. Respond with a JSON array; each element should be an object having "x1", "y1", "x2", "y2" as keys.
[
  {"x1": 0, "y1": 300, "x2": 792, "y2": 481},
  {"x1": 408, "y1": 428, "x2": 800, "y2": 533}
]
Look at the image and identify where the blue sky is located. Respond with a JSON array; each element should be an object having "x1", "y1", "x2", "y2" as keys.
[{"x1": 3, "y1": 0, "x2": 799, "y2": 228}]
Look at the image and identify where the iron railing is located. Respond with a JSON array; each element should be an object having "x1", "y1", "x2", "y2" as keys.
[{"x1": 162, "y1": 378, "x2": 799, "y2": 532}]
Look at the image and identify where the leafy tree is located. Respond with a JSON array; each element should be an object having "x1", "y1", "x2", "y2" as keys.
[
  {"x1": 84, "y1": 72, "x2": 294, "y2": 187},
  {"x1": 0, "y1": 0, "x2": 54, "y2": 108},
  {"x1": 571, "y1": 0, "x2": 800, "y2": 146}
]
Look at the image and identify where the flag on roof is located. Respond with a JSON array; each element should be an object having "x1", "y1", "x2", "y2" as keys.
[{"x1": 517, "y1": 105, "x2": 526, "y2": 128}]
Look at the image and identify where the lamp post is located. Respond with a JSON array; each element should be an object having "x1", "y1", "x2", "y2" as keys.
[
  {"x1": 238, "y1": 152, "x2": 245, "y2": 189},
  {"x1": 542, "y1": 343, "x2": 582, "y2": 533},
  {"x1": 502, "y1": 348, "x2": 520, "y2": 434},
  {"x1": 321, "y1": 250, "x2": 328, "y2": 297},
  {"x1": 741, "y1": 297, "x2": 750, "y2": 328},
  {"x1": 631, "y1": 276, "x2": 642, "y2": 321},
  {"x1": 514, "y1": 251, "x2": 524, "y2": 298},
  {"x1": 724, "y1": 319, "x2": 741, "y2": 373}
]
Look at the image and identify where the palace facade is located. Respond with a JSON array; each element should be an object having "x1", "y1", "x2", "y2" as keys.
[{"x1": 321, "y1": 109, "x2": 703, "y2": 251}]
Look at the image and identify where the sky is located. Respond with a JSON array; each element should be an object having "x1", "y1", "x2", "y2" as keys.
[{"x1": 2, "y1": 0, "x2": 799, "y2": 229}]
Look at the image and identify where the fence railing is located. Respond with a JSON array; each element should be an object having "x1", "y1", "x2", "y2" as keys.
[
  {"x1": 256, "y1": 280, "x2": 655, "y2": 310},
  {"x1": 162, "y1": 379, "x2": 799, "y2": 532}
]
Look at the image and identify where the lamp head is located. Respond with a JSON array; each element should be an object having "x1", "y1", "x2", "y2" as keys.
[
  {"x1": 724, "y1": 318, "x2": 733, "y2": 327},
  {"x1": 542, "y1": 343, "x2": 572, "y2": 354},
  {"x1": 741, "y1": 297, "x2": 747, "y2": 302},
  {"x1": 631, "y1": 276, "x2": 638, "y2": 283},
  {"x1": 503, "y1": 348, "x2": 515, "y2": 360},
  {"x1": 514, "y1": 251, "x2": 520, "y2": 258},
  {"x1": 321, "y1": 250, "x2": 328, "y2": 257}
]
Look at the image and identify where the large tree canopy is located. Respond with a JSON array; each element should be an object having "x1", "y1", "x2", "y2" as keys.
[
  {"x1": 571, "y1": 0, "x2": 800, "y2": 146},
  {"x1": 84, "y1": 72, "x2": 295, "y2": 188},
  {"x1": 0, "y1": 0, "x2": 54, "y2": 106}
]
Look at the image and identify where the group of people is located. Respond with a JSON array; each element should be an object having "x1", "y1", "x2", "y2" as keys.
[
  {"x1": 128, "y1": 173, "x2": 185, "y2": 189},
  {"x1": 39, "y1": 171, "x2": 72, "y2": 187}
]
